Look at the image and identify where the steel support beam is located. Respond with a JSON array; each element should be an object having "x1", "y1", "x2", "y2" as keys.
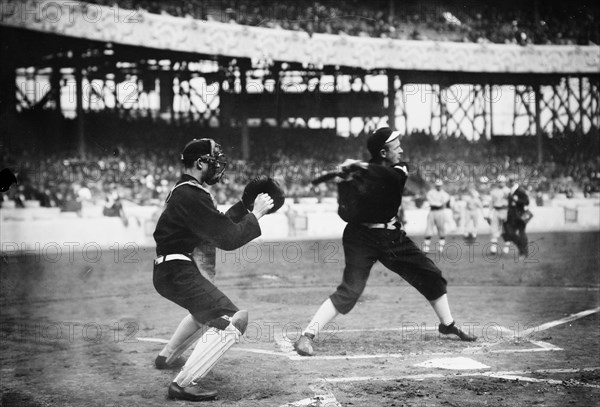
[{"x1": 387, "y1": 72, "x2": 396, "y2": 131}]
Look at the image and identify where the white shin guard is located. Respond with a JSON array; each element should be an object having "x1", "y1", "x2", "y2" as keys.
[
  {"x1": 165, "y1": 324, "x2": 210, "y2": 366},
  {"x1": 175, "y1": 311, "x2": 247, "y2": 387}
]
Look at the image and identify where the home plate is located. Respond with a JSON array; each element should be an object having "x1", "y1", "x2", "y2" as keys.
[
  {"x1": 280, "y1": 396, "x2": 338, "y2": 407},
  {"x1": 414, "y1": 357, "x2": 490, "y2": 370}
]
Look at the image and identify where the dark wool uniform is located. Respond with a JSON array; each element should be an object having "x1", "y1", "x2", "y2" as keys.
[
  {"x1": 503, "y1": 185, "x2": 530, "y2": 255},
  {"x1": 153, "y1": 174, "x2": 261, "y2": 326},
  {"x1": 330, "y1": 163, "x2": 448, "y2": 315}
]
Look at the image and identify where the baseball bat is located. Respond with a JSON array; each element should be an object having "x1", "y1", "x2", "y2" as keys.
[{"x1": 311, "y1": 171, "x2": 345, "y2": 185}]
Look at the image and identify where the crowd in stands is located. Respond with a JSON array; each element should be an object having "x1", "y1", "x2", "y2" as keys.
[
  {"x1": 1, "y1": 113, "x2": 363, "y2": 211},
  {"x1": 2, "y1": 113, "x2": 598, "y2": 215},
  {"x1": 399, "y1": 130, "x2": 600, "y2": 202},
  {"x1": 88, "y1": 0, "x2": 599, "y2": 45}
]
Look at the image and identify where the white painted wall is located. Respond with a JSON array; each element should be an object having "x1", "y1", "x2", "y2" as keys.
[{"x1": 1, "y1": 201, "x2": 598, "y2": 253}]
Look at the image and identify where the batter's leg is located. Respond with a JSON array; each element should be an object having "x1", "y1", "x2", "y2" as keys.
[
  {"x1": 294, "y1": 298, "x2": 340, "y2": 356},
  {"x1": 381, "y1": 236, "x2": 476, "y2": 342},
  {"x1": 431, "y1": 295, "x2": 477, "y2": 341},
  {"x1": 295, "y1": 225, "x2": 378, "y2": 356}
]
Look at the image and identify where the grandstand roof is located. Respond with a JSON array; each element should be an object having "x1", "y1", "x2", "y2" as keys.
[{"x1": 1, "y1": 1, "x2": 598, "y2": 76}]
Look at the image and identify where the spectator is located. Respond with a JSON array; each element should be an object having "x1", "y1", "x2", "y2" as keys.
[
  {"x1": 86, "y1": 0, "x2": 599, "y2": 45},
  {"x1": 103, "y1": 184, "x2": 128, "y2": 226}
]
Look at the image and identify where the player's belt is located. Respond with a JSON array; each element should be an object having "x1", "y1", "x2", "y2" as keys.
[
  {"x1": 493, "y1": 206, "x2": 507, "y2": 210},
  {"x1": 154, "y1": 254, "x2": 192, "y2": 265},
  {"x1": 430, "y1": 206, "x2": 443, "y2": 211},
  {"x1": 361, "y1": 218, "x2": 400, "y2": 230}
]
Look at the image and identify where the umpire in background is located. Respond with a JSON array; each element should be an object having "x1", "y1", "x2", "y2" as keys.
[
  {"x1": 152, "y1": 138, "x2": 273, "y2": 401},
  {"x1": 503, "y1": 176, "x2": 530, "y2": 256},
  {"x1": 294, "y1": 127, "x2": 476, "y2": 357}
]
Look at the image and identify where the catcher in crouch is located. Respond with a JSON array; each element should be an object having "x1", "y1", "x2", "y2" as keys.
[{"x1": 152, "y1": 138, "x2": 284, "y2": 402}]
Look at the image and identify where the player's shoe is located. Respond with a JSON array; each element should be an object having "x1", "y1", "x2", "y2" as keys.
[
  {"x1": 294, "y1": 334, "x2": 314, "y2": 356},
  {"x1": 439, "y1": 322, "x2": 477, "y2": 342},
  {"x1": 167, "y1": 382, "x2": 217, "y2": 402},
  {"x1": 490, "y1": 245, "x2": 497, "y2": 254},
  {"x1": 155, "y1": 355, "x2": 187, "y2": 370}
]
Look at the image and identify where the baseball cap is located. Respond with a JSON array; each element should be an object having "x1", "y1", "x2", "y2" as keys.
[
  {"x1": 181, "y1": 138, "x2": 213, "y2": 161},
  {"x1": 367, "y1": 127, "x2": 401, "y2": 159},
  {"x1": 435, "y1": 179, "x2": 444, "y2": 186}
]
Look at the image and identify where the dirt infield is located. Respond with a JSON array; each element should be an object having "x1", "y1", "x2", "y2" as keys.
[{"x1": 1, "y1": 232, "x2": 599, "y2": 406}]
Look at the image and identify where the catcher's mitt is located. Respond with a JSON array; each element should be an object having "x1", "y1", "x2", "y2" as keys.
[{"x1": 242, "y1": 176, "x2": 285, "y2": 214}]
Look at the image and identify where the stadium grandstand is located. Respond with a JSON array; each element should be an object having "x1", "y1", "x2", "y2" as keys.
[{"x1": 85, "y1": 0, "x2": 600, "y2": 45}]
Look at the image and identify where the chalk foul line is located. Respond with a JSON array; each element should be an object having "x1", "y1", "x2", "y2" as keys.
[
  {"x1": 323, "y1": 367, "x2": 600, "y2": 388},
  {"x1": 137, "y1": 307, "x2": 598, "y2": 361}
]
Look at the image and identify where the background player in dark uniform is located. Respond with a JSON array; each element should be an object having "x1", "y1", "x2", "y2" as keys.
[
  {"x1": 152, "y1": 138, "x2": 274, "y2": 401},
  {"x1": 503, "y1": 176, "x2": 530, "y2": 256},
  {"x1": 294, "y1": 127, "x2": 476, "y2": 356}
]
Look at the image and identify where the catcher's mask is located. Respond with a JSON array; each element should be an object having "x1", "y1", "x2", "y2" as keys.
[{"x1": 181, "y1": 138, "x2": 227, "y2": 185}]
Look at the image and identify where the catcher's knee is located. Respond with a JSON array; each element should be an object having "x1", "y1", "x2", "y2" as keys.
[
  {"x1": 206, "y1": 310, "x2": 247, "y2": 334},
  {"x1": 230, "y1": 310, "x2": 248, "y2": 335}
]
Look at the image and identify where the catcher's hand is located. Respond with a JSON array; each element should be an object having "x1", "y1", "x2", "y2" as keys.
[{"x1": 242, "y1": 176, "x2": 285, "y2": 214}]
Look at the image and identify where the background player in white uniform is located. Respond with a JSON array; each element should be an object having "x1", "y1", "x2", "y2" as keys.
[
  {"x1": 463, "y1": 187, "x2": 483, "y2": 240},
  {"x1": 489, "y1": 175, "x2": 511, "y2": 254},
  {"x1": 423, "y1": 180, "x2": 451, "y2": 253}
]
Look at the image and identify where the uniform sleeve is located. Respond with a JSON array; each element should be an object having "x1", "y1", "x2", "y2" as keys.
[
  {"x1": 426, "y1": 189, "x2": 435, "y2": 203},
  {"x1": 444, "y1": 191, "x2": 451, "y2": 206},
  {"x1": 225, "y1": 200, "x2": 251, "y2": 223},
  {"x1": 173, "y1": 188, "x2": 261, "y2": 251}
]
